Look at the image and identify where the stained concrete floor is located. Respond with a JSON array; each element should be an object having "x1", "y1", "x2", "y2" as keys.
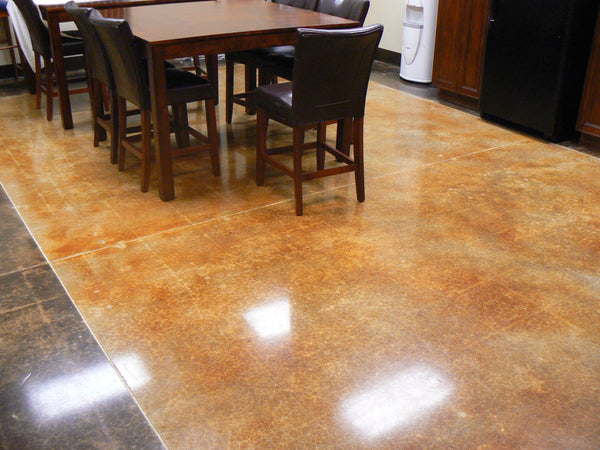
[{"x1": 1, "y1": 63, "x2": 599, "y2": 448}]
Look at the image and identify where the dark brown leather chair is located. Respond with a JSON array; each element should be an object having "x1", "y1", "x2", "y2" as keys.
[
  {"x1": 224, "y1": 0, "x2": 318, "y2": 124},
  {"x1": 255, "y1": 24, "x2": 383, "y2": 215},
  {"x1": 13, "y1": 0, "x2": 87, "y2": 121},
  {"x1": 316, "y1": 0, "x2": 370, "y2": 22},
  {"x1": 255, "y1": 0, "x2": 371, "y2": 82},
  {"x1": 251, "y1": 0, "x2": 370, "y2": 154},
  {"x1": 66, "y1": 2, "x2": 180, "y2": 164},
  {"x1": 89, "y1": 10, "x2": 220, "y2": 193},
  {"x1": 275, "y1": 0, "x2": 316, "y2": 6},
  {"x1": 65, "y1": 2, "x2": 119, "y2": 163}
]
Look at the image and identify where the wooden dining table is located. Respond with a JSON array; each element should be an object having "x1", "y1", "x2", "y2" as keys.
[
  {"x1": 98, "y1": 0, "x2": 359, "y2": 201},
  {"x1": 37, "y1": 0, "x2": 213, "y2": 130}
]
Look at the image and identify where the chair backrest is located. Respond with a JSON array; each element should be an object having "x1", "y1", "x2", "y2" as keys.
[
  {"x1": 316, "y1": 0, "x2": 369, "y2": 25},
  {"x1": 89, "y1": 10, "x2": 149, "y2": 108},
  {"x1": 274, "y1": 0, "x2": 318, "y2": 11},
  {"x1": 12, "y1": 0, "x2": 50, "y2": 57},
  {"x1": 290, "y1": 24, "x2": 383, "y2": 125},
  {"x1": 65, "y1": 2, "x2": 111, "y2": 87}
]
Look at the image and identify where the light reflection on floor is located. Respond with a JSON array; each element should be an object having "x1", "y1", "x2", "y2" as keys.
[{"x1": 341, "y1": 366, "x2": 453, "y2": 440}]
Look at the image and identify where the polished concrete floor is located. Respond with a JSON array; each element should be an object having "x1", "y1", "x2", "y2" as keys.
[{"x1": 1, "y1": 63, "x2": 600, "y2": 448}]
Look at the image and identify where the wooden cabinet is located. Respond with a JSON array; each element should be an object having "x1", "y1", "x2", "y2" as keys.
[
  {"x1": 431, "y1": 0, "x2": 489, "y2": 109},
  {"x1": 577, "y1": 11, "x2": 600, "y2": 150}
]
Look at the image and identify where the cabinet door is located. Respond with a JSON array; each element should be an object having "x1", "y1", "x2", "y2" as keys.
[
  {"x1": 455, "y1": 0, "x2": 489, "y2": 99},
  {"x1": 431, "y1": 0, "x2": 462, "y2": 91},
  {"x1": 432, "y1": 0, "x2": 489, "y2": 101},
  {"x1": 577, "y1": 12, "x2": 600, "y2": 138}
]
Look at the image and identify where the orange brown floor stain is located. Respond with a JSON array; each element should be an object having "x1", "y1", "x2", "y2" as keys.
[{"x1": 1, "y1": 66, "x2": 599, "y2": 448}]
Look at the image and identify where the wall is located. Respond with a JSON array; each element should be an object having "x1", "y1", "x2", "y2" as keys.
[{"x1": 365, "y1": 0, "x2": 404, "y2": 54}]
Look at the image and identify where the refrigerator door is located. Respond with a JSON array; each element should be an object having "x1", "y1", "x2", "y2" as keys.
[
  {"x1": 480, "y1": 0, "x2": 572, "y2": 139},
  {"x1": 479, "y1": 0, "x2": 598, "y2": 141}
]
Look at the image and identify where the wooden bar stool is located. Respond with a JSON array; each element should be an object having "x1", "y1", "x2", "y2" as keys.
[
  {"x1": 255, "y1": 24, "x2": 383, "y2": 215},
  {"x1": 0, "y1": 1, "x2": 19, "y2": 81},
  {"x1": 13, "y1": 0, "x2": 87, "y2": 121}
]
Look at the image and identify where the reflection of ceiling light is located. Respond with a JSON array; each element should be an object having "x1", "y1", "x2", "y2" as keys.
[
  {"x1": 117, "y1": 354, "x2": 151, "y2": 389},
  {"x1": 26, "y1": 354, "x2": 150, "y2": 421},
  {"x1": 244, "y1": 299, "x2": 291, "y2": 340},
  {"x1": 341, "y1": 366, "x2": 453, "y2": 440}
]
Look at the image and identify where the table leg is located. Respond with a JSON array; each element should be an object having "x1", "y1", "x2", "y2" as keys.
[
  {"x1": 147, "y1": 44, "x2": 175, "y2": 201},
  {"x1": 244, "y1": 63, "x2": 257, "y2": 115},
  {"x1": 205, "y1": 53, "x2": 219, "y2": 104},
  {"x1": 47, "y1": 13, "x2": 73, "y2": 130}
]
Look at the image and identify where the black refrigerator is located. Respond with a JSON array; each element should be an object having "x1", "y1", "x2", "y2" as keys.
[{"x1": 479, "y1": 0, "x2": 600, "y2": 142}]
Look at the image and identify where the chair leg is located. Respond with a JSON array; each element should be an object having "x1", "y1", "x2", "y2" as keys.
[
  {"x1": 226, "y1": 58, "x2": 258, "y2": 123},
  {"x1": 244, "y1": 64, "x2": 257, "y2": 115},
  {"x1": 102, "y1": 83, "x2": 109, "y2": 113},
  {"x1": 12, "y1": 54, "x2": 19, "y2": 80},
  {"x1": 44, "y1": 57, "x2": 53, "y2": 121},
  {"x1": 17, "y1": 45, "x2": 35, "y2": 94},
  {"x1": 94, "y1": 82, "x2": 108, "y2": 143},
  {"x1": 225, "y1": 57, "x2": 234, "y2": 124},
  {"x1": 205, "y1": 98, "x2": 220, "y2": 176},
  {"x1": 173, "y1": 103, "x2": 190, "y2": 149},
  {"x1": 316, "y1": 122, "x2": 327, "y2": 170},
  {"x1": 117, "y1": 97, "x2": 127, "y2": 171},
  {"x1": 109, "y1": 87, "x2": 119, "y2": 164},
  {"x1": 258, "y1": 69, "x2": 276, "y2": 86},
  {"x1": 292, "y1": 126, "x2": 304, "y2": 216},
  {"x1": 91, "y1": 78, "x2": 105, "y2": 147},
  {"x1": 336, "y1": 118, "x2": 353, "y2": 156},
  {"x1": 353, "y1": 117, "x2": 365, "y2": 203},
  {"x1": 256, "y1": 108, "x2": 267, "y2": 186},
  {"x1": 140, "y1": 109, "x2": 152, "y2": 193},
  {"x1": 193, "y1": 55, "x2": 202, "y2": 77},
  {"x1": 34, "y1": 53, "x2": 42, "y2": 110}
]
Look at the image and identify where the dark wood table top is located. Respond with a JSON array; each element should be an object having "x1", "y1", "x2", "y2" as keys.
[
  {"x1": 102, "y1": 0, "x2": 359, "y2": 46},
  {"x1": 37, "y1": 0, "x2": 203, "y2": 18},
  {"x1": 35, "y1": 0, "x2": 211, "y2": 130},
  {"x1": 41, "y1": 0, "x2": 360, "y2": 198}
]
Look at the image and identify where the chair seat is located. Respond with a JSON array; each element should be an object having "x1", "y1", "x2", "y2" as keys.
[
  {"x1": 226, "y1": 49, "x2": 264, "y2": 66},
  {"x1": 228, "y1": 46, "x2": 295, "y2": 80},
  {"x1": 254, "y1": 46, "x2": 295, "y2": 80},
  {"x1": 62, "y1": 29, "x2": 82, "y2": 39},
  {"x1": 62, "y1": 36, "x2": 85, "y2": 56},
  {"x1": 256, "y1": 45, "x2": 295, "y2": 57},
  {"x1": 255, "y1": 81, "x2": 293, "y2": 124},
  {"x1": 252, "y1": 45, "x2": 295, "y2": 66},
  {"x1": 232, "y1": 45, "x2": 295, "y2": 62},
  {"x1": 165, "y1": 67, "x2": 216, "y2": 104}
]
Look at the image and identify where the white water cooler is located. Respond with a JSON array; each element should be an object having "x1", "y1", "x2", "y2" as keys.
[{"x1": 399, "y1": 0, "x2": 439, "y2": 83}]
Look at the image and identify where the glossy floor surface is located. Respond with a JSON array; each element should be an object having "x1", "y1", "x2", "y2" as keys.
[
  {"x1": 1, "y1": 64, "x2": 600, "y2": 448},
  {"x1": 0, "y1": 186, "x2": 164, "y2": 448}
]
